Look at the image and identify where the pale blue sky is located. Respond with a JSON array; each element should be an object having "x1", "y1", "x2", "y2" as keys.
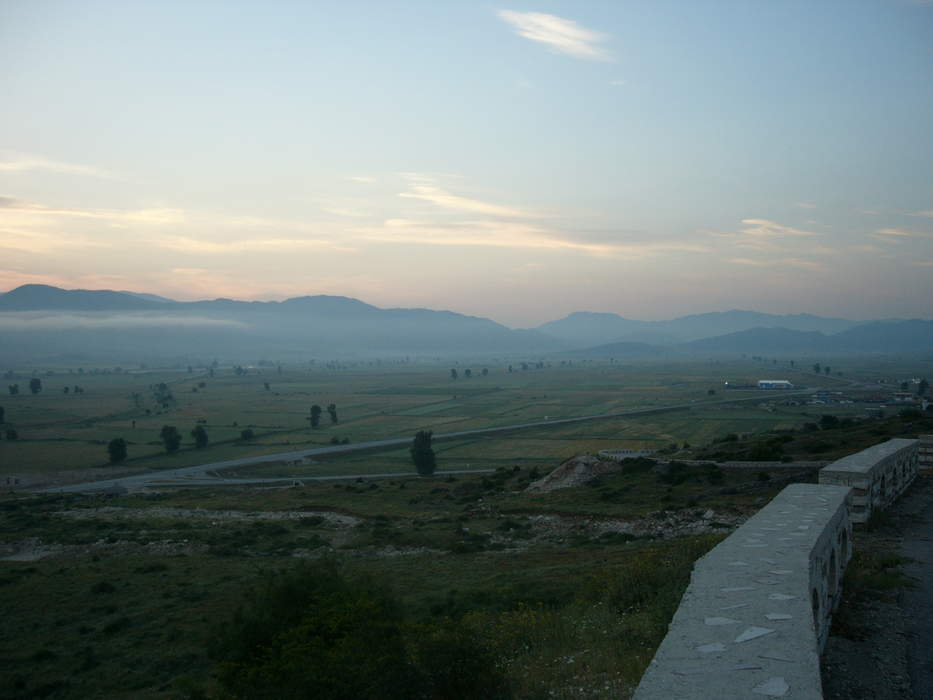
[{"x1": 1, "y1": 0, "x2": 932, "y2": 325}]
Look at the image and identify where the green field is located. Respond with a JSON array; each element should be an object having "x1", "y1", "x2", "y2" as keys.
[
  {"x1": 1, "y1": 355, "x2": 930, "y2": 698},
  {"x1": 0, "y1": 357, "x2": 886, "y2": 486}
]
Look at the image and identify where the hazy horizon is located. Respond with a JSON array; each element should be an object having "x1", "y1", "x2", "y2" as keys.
[{"x1": 2, "y1": 1, "x2": 932, "y2": 326}]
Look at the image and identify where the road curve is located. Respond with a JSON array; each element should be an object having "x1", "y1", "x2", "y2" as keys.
[{"x1": 42, "y1": 390, "x2": 816, "y2": 494}]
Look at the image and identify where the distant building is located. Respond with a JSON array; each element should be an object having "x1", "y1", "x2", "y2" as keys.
[
  {"x1": 892, "y1": 392, "x2": 915, "y2": 403},
  {"x1": 758, "y1": 380, "x2": 794, "y2": 390}
]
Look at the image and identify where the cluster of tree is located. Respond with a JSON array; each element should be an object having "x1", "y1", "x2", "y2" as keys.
[
  {"x1": 307, "y1": 404, "x2": 339, "y2": 428},
  {"x1": 151, "y1": 382, "x2": 175, "y2": 409},
  {"x1": 506, "y1": 362, "x2": 547, "y2": 373},
  {"x1": 450, "y1": 368, "x2": 489, "y2": 380},
  {"x1": 107, "y1": 437, "x2": 127, "y2": 463},
  {"x1": 900, "y1": 378, "x2": 929, "y2": 396},
  {"x1": 63, "y1": 385, "x2": 85, "y2": 394},
  {"x1": 0, "y1": 408, "x2": 15, "y2": 440},
  {"x1": 410, "y1": 430, "x2": 436, "y2": 476},
  {"x1": 160, "y1": 425, "x2": 182, "y2": 453}
]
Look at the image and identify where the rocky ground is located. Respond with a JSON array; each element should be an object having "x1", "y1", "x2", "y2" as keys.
[{"x1": 821, "y1": 473, "x2": 932, "y2": 700}]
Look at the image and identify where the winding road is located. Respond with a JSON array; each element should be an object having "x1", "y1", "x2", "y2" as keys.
[{"x1": 43, "y1": 390, "x2": 818, "y2": 493}]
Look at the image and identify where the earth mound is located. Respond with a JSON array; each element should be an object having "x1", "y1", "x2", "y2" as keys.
[{"x1": 526, "y1": 455, "x2": 623, "y2": 493}]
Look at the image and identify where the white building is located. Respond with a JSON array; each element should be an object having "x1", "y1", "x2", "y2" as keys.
[{"x1": 758, "y1": 379, "x2": 794, "y2": 389}]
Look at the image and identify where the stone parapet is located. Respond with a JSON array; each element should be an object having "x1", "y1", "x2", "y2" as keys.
[
  {"x1": 919, "y1": 435, "x2": 933, "y2": 473},
  {"x1": 818, "y1": 438, "x2": 918, "y2": 522},
  {"x1": 633, "y1": 483, "x2": 852, "y2": 700}
]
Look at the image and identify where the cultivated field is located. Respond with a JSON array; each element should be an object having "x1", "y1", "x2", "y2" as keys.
[{"x1": 0, "y1": 356, "x2": 881, "y2": 486}]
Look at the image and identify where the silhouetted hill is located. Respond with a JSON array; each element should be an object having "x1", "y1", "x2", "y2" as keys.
[
  {"x1": 0, "y1": 285, "x2": 564, "y2": 361},
  {"x1": 680, "y1": 321, "x2": 933, "y2": 354},
  {"x1": 535, "y1": 309, "x2": 861, "y2": 346},
  {"x1": 683, "y1": 327, "x2": 833, "y2": 353},
  {"x1": 0, "y1": 284, "x2": 163, "y2": 311},
  {"x1": 831, "y1": 320, "x2": 933, "y2": 352},
  {"x1": 2, "y1": 286, "x2": 931, "y2": 363}
]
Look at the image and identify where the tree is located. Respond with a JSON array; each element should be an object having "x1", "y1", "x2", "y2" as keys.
[
  {"x1": 0, "y1": 406, "x2": 4, "y2": 423},
  {"x1": 63, "y1": 386, "x2": 70, "y2": 394},
  {"x1": 29, "y1": 378, "x2": 42, "y2": 394},
  {"x1": 410, "y1": 430, "x2": 436, "y2": 476},
  {"x1": 819, "y1": 414, "x2": 839, "y2": 430},
  {"x1": 812, "y1": 363, "x2": 821, "y2": 374},
  {"x1": 464, "y1": 369, "x2": 472, "y2": 379},
  {"x1": 707, "y1": 388, "x2": 716, "y2": 395},
  {"x1": 919, "y1": 378, "x2": 929, "y2": 397},
  {"x1": 327, "y1": 403, "x2": 338, "y2": 424},
  {"x1": 191, "y1": 425, "x2": 209, "y2": 448},
  {"x1": 240, "y1": 428, "x2": 255, "y2": 441},
  {"x1": 309, "y1": 405, "x2": 322, "y2": 428},
  {"x1": 824, "y1": 366, "x2": 831, "y2": 376},
  {"x1": 482, "y1": 368, "x2": 488, "y2": 377},
  {"x1": 790, "y1": 360, "x2": 795, "y2": 368},
  {"x1": 450, "y1": 369, "x2": 458, "y2": 380},
  {"x1": 107, "y1": 438, "x2": 128, "y2": 464},
  {"x1": 264, "y1": 382, "x2": 270, "y2": 391},
  {"x1": 160, "y1": 425, "x2": 182, "y2": 453},
  {"x1": 7, "y1": 384, "x2": 17, "y2": 396}
]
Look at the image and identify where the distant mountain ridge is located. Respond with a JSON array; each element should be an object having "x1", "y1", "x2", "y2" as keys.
[
  {"x1": 0, "y1": 284, "x2": 561, "y2": 361},
  {"x1": 1, "y1": 285, "x2": 931, "y2": 362},
  {"x1": 568, "y1": 322, "x2": 933, "y2": 357},
  {"x1": 533, "y1": 309, "x2": 863, "y2": 346}
]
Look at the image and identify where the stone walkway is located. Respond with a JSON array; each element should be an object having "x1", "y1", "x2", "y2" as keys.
[{"x1": 899, "y1": 475, "x2": 933, "y2": 700}]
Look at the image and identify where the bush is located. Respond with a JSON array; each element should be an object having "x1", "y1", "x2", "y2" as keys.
[{"x1": 212, "y1": 562, "x2": 507, "y2": 699}]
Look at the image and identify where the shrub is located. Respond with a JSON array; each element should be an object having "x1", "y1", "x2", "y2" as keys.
[{"x1": 212, "y1": 562, "x2": 506, "y2": 699}]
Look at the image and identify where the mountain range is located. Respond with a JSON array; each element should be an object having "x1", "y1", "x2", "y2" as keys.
[{"x1": 1, "y1": 284, "x2": 931, "y2": 363}]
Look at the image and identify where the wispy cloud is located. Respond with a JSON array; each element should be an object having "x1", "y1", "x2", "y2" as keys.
[
  {"x1": 399, "y1": 184, "x2": 534, "y2": 218},
  {"x1": 155, "y1": 236, "x2": 354, "y2": 254},
  {"x1": 0, "y1": 154, "x2": 115, "y2": 179},
  {"x1": 907, "y1": 210, "x2": 933, "y2": 218},
  {"x1": 346, "y1": 175, "x2": 376, "y2": 183},
  {"x1": 0, "y1": 226, "x2": 114, "y2": 253},
  {"x1": 0, "y1": 195, "x2": 184, "y2": 225},
  {"x1": 739, "y1": 219, "x2": 819, "y2": 238},
  {"x1": 795, "y1": 201, "x2": 817, "y2": 209},
  {"x1": 358, "y1": 218, "x2": 707, "y2": 258},
  {"x1": 498, "y1": 11, "x2": 612, "y2": 61},
  {"x1": 728, "y1": 257, "x2": 825, "y2": 271},
  {"x1": 709, "y1": 218, "x2": 820, "y2": 253},
  {"x1": 872, "y1": 227, "x2": 932, "y2": 241}
]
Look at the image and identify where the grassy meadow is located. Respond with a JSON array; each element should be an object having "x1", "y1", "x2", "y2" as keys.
[
  {"x1": 1, "y1": 355, "x2": 930, "y2": 698},
  {"x1": 0, "y1": 356, "x2": 882, "y2": 485}
]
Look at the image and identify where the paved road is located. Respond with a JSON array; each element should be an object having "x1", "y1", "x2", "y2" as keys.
[
  {"x1": 899, "y1": 475, "x2": 933, "y2": 700},
  {"x1": 42, "y1": 389, "x2": 817, "y2": 493}
]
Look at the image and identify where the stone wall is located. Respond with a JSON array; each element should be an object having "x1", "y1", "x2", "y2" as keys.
[
  {"x1": 818, "y1": 438, "x2": 919, "y2": 523},
  {"x1": 633, "y1": 483, "x2": 852, "y2": 700},
  {"x1": 919, "y1": 435, "x2": 933, "y2": 473}
]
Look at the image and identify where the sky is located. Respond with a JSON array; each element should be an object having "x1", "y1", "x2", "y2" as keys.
[{"x1": 1, "y1": 0, "x2": 932, "y2": 327}]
